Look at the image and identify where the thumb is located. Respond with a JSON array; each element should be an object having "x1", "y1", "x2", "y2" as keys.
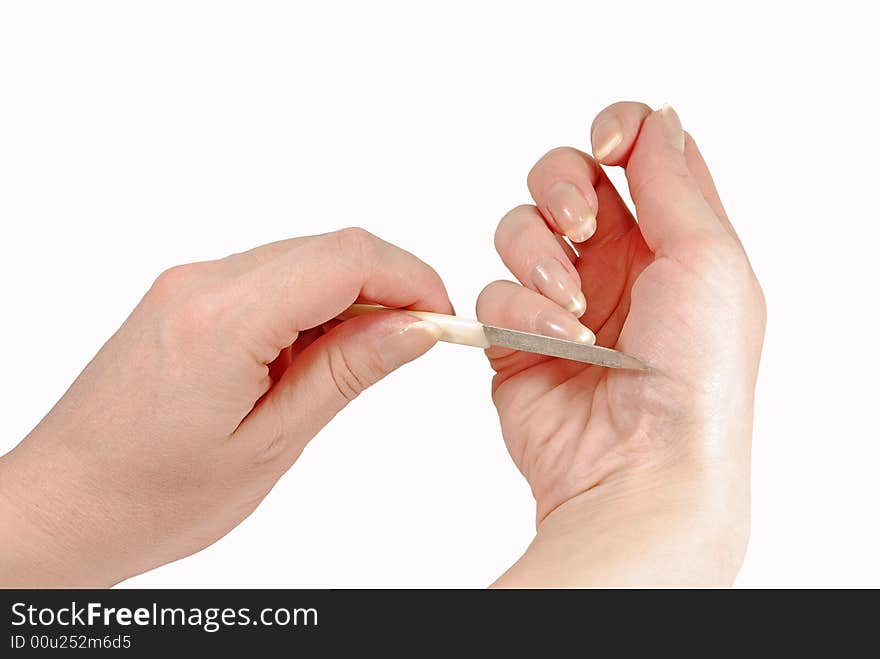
[
  {"x1": 234, "y1": 312, "x2": 441, "y2": 461},
  {"x1": 622, "y1": 105, "x2": 729, "y2": 258}
]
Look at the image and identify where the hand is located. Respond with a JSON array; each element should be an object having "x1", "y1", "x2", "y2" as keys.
[
  {"x1": 0, "y1": 228, "x2": 452, "y2": 586},
  {"x1": 478, "y1": 103, "x2": 766, "y2": 586}
]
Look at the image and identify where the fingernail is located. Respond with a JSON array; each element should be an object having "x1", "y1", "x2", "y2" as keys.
[
  {"x1": 532, "y1": 257, "x2": 587, "y2": 317},
  {"x1": 535, "y1": 309, "x2": 596, "y2": 345},
  {"x1": 545, "y1": 181, "x2": 597, "y2": 243},
  {"x1": 591, "y1": 116, "x2": 623, "y2": 162},
  {"x1": 382, "y1": 320, "x2": 443, "y2": 369},
  {"x1": 658, "y1": 103, "x2": 685, "y2": 153}
]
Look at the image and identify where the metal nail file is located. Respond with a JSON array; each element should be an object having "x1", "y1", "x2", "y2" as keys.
[{"x1": 338, "y1": 304, "x2": 650, "y2": 371}]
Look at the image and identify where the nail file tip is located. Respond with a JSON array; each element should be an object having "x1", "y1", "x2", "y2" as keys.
[{"x1": 620, "y1": 353, "x2": 652, "y2": 371}]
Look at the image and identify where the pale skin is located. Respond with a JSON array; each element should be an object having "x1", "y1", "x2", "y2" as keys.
[
  {"x1": 0, "y1": 102, "x2": 764, "y2": 587},
  {"x1": 483, "y1": 102, "x2": 765, "y2": 586}
]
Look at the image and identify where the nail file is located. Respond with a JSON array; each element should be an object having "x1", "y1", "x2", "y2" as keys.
[{"x1": 338, "y1": 304, "x2": 650, "y2": 371}]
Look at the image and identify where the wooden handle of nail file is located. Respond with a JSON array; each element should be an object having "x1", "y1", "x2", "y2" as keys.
[{"x1": 337, "y1": 303, "x2": 491, "y2": 349}]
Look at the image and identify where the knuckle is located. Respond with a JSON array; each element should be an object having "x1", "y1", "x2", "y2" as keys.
[
  {"x1": 326, "y1": 343, "x2": 385, "y2": 403},
  {"x1": 335, "y1": 226, "x2": 374, "y2": 250},
  {"x1": 630, "y1": 158, "x2": 690, "y2": 202},
  {"x1": 326, "y1": 344, "x2": 368, "y2": 402},
  {"x1": 149, "y1": 263, "x2": 200, "y2": 301},
  {"x1": 689, "y1": 233, "x2": 744, "y2": 272},
  {"x1": 494, "y1": 205, "x2": 535, "y2": 248},
  {"x1": 159, "y1": 284, "x2": 230, "y2": 343},
  {"x1": 333, "y1": 226, "x2": 377, "y2": 271}
]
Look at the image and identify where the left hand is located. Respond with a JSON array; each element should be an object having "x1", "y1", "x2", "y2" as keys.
[{"x1": 479, "y1": 102, "x2": 766, "y2": 586}]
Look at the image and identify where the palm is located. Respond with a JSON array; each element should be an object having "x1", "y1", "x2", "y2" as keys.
[
  {"x1": 492, "y1": 218, "x2": 751, "y2": 520},
  {"x1": 479, "y1": 103, "x2": 765, "y2": 586},
  {"x1": 478, "y1": 105, "x2": 766, "y2": 522}
]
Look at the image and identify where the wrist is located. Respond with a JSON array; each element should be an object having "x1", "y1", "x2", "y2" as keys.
[
  {"x1": 496, "y1": 463, "x2": 749, "y2": 587},
  {"x1": 0, "y1": 438, "x2": 118, "y2": 587}
]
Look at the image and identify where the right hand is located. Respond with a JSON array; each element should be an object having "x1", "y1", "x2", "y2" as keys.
[{"x1": 0, "y1": 228, "x2": 452, "y2": 586}]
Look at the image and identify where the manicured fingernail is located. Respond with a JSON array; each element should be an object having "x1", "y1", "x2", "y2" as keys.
[
  {"x1": 659, "y1": 103, "x2": 685, "y2": 153},
  {"x1": 591, "y1": 116, "x2": 623, "y2": 162},
  {"x1": 534, "y1": 309, "x2": 596, "y2": 345},
  {"x1": 545, "y1": 181, "x2": 597, "y2": 243},
  {"x1": 382, "y1": 320, "x2": 443, "y2": 369},
  {"x1": 532, "y1": 257, "x2": 587, "y2": 317}
]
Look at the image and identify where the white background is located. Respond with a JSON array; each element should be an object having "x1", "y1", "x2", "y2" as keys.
[{"x1": 1, "y1": 2, "x2": 877, "y2": 587}]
